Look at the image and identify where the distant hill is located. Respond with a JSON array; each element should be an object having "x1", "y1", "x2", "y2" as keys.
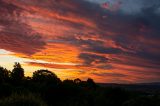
[{"x1": 98, "y1": 82, "x2": 160, "y2": 92}]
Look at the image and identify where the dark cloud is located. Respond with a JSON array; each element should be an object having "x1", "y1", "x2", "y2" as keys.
[
  {"x1": 79, "y1": 53, "x2": 108, "y2": 66},
  {"x1": 0, "y1": 0, "x2": 22, "y2": 15},
  {"x1": 31, "y1": 0, "x2": 160, "y2": 76},
  {"x1": 92, "y1": 72, "x2": 127, "y2": 77},
  {"x1": 55, "y1": 34, "x2": 123, "y2": 55},
  {"x1": 0, "y1": 0, "x2": 46, "y2": 55},
  {"x1": 86, "y1": 46, "x2": 122, "y2": 54},
  {"x1": 94, "y1": 2, "x2": 160, "y2": 68}
]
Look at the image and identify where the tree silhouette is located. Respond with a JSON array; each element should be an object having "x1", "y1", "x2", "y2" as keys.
[
  {"x1": 74, "y1": 78, "x2": 82, "y2": 84},
  {"x1": 63, "y1": 79, "x2": 75, "y2": 86},
  {"x1": 32, "y1": 69, "x2": 61, "y2": 84},
  {"x1": 87, "y1": 78, "x2": 96, "y2": 89},
  {"x1": 11, "y1": 62, "x2": 24, "y2": 82},
  {"x1": 0, "y1": 67, "x2": 10, "y2": 83}
]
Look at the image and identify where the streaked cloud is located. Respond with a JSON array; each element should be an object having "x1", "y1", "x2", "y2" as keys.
[{"x1": 0, "y1": 0, "x2": 160, "y2": 83}]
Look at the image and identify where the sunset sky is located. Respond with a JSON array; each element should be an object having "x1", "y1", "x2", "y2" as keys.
[{"x1": 0, "y1": 0, "x2": 160, "y2": 83}]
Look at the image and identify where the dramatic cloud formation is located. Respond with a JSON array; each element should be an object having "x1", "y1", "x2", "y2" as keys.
[
  {"x1": 0, "y1": 0, "x2": 160, "y2": 83},
  {"x1": 0, "y1": 0, "x2": 46, "y2": 55}
]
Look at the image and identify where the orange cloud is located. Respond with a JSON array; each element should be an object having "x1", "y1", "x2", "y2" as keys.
[{"x1": 0, "y1": 0, "x2": 160, "y2": 83}]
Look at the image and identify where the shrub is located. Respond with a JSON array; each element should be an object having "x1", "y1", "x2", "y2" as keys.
[{"x1": 0, "y1": 93, "x2": 47, "y2": 106}]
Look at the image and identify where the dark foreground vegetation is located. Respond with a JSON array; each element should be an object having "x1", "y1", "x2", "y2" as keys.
[{"x1": 0, "y1": 62, "x2": 160, "y2": 106}]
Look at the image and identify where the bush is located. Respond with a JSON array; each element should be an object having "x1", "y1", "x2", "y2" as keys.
[
  {"x1": 0, "y1": 83, "x2": 12, "y2": 98},
  {"x1": 123, "y1": 96, "x2": 160, "y2": 106},
  {"x1": 0, "y1": 93, "x2": 47, "y2": 106}
]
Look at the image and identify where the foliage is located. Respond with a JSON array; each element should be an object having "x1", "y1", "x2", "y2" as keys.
[
  {"x1": 0, "y1": 67, "x2": 10, "y2": 83},
  {"x1": 32, "y1": 69, "x2": 61, "y2": 85},
  {"x1": 123, "y1": 95, "x2": 160, "y2": 106},
  {"x1": 10, "y1": 62, "x2": 24, "y2": 82},
  {"x1": 0, "y1": 93, "x2": 47, "y2": 106}
]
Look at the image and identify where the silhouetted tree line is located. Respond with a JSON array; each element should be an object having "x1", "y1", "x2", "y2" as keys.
[{"x1": 0, "y1": 62, "x2": 160, "y2": 106}]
